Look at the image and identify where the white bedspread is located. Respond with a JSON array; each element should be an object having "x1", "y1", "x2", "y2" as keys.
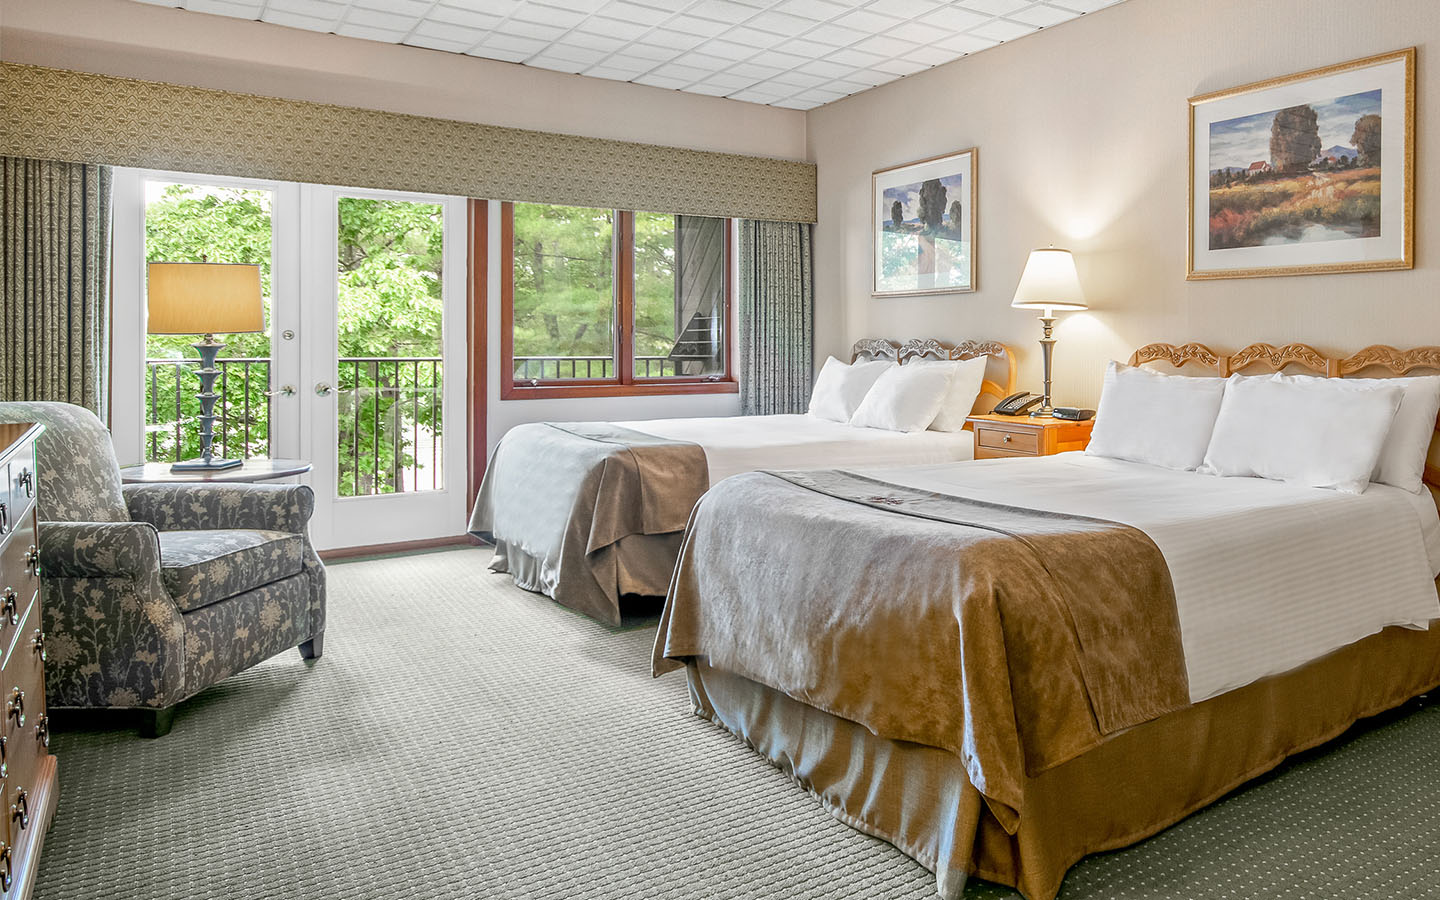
[
  {"x1": 614, "y1": 414, "x2": 974, "y2": 484},
  {"x1": 859, "y1": 453, "x2": 1440, "y2": 703}
]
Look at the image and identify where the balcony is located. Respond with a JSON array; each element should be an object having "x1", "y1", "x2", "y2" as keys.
[{"x1": 146, "y1": 357, "x2": 442, "y2": 497}]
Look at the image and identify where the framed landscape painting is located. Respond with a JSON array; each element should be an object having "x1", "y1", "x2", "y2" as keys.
[
  {"x1": 1188, "y1": 48, "x2": 1413, "y2": 280},
  {"x1": 873, "y1": 148, "x2": 977, "y2": 297}
]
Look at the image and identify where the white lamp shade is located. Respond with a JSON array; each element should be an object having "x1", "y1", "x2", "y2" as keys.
[{"x1": 1010, "y1": 247, "x2": 1087, "y2": 313}]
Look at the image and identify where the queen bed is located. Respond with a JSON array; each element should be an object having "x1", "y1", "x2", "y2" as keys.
[
  {"x1": 469, "y1": 338, "x2": 1015, "y2": 624},
  {"x1": 653, "y1": 341, "x2": 1440, "y2": 900}
]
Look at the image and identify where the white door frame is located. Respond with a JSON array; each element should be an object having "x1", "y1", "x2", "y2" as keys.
[
  {"x1": 299, "y1": 185, "x2": 468, "y2": 551},
  {"x1": 110, "y1": 168, "x2": 301, "y2": 466}
]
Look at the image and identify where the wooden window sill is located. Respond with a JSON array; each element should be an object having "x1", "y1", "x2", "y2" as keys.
[{"x1": 500, "y1": 380, "x2": 739, "y2": 400}]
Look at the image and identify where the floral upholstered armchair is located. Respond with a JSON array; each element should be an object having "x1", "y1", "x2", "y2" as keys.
[{"x1": 0, "y1": 402, "x2": 325, "y2": 737}]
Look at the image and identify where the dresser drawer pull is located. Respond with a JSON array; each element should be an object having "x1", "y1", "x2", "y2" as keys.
[
  {"x1": 0, "y1": 735, "x2": 8, "y2": 778},
  {"x1": 33, "y1": 715, "x2": 48, "y2": 749},
  {"x1": 11, "y1": 789, "x2": 28, "y2": 831},
  {"x1": 0, "y1": 591, "x2": 14, "y2": 627},
  {"x1": 16, "y1": 469, "x2": 31, "y2": 499},
  {"x1": 0, "y1": 842, "x2": 12, "y2": 892},
  {"x1": 0, "y1": 502, "x2": 7, "y2": 536},
  {"x1": 6, "y1": 690, "x2": 23, "y2": 728},
  {"x1": 31, "y1": 631, "x2": 44, "y2": 662},
  {"x1": 22, "y1": 546, "x2": 38, "y2": 578},
  {"x1": 1002, "y1": 434, "x2": 1012, "y2": 443}
]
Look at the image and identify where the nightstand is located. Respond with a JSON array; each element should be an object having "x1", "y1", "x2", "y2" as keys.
[{"x1": 966, "y1": 414, "x2": 1094, "y2": 460}]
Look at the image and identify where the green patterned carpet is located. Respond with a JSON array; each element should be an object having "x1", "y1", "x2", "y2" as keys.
[{"x1": 33, "y1": 548, "x2": 1440, "y2": 899}]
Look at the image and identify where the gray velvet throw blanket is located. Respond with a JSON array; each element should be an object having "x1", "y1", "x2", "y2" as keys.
[
  {"x1": 470, "y1": 422, "x2": 709, "y2": 624},
  {"x1": 654, "y1": 469, "x2": 1189, "y2": 830}
]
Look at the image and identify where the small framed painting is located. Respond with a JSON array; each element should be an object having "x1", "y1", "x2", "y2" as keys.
[
  {"x1": 872, "y1": 148, "x2": 977, "y2": 297},
  {"x1": 1188, "y1": 48, "x2": 1414, "y2": 280}
]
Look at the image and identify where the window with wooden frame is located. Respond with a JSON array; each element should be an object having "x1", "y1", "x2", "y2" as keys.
[{"x1": 499, "y1": 200, "x2": 737, "y2": 399}]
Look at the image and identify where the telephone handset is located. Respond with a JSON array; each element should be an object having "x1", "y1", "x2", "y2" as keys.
[{"x1": 993, "y1": 392, "x2": 1043, "y2": 416}]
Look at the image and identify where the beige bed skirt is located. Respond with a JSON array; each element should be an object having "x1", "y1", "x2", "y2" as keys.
[{"x1": 687, "y1": 621, "x2": 1440, "y2": 900}]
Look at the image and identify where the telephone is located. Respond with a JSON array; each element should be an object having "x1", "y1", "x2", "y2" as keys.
[{"x1": 993, "y1": 392, "x2": 1043, "y2": 416}]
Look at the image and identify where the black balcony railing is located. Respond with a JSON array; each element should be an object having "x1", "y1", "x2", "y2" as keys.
[
  {"x1": 146, "y1": 356, "x2": 443, "y2": 498},
  {"x1": 512, "y1": 355, "x2": 679, "y2": 381}
]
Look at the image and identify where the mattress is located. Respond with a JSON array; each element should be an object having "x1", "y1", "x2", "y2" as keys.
[{"x1": 613, "y1": 413, "x2": 975, "y2": 483}]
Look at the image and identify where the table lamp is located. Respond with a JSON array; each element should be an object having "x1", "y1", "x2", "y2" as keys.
[
  {"x1": 147, "y1": 261, "x2": 264, "y2": 471},
  {"x1": 1010, "y1": 246, "x2": 1087, "y2": 418}
]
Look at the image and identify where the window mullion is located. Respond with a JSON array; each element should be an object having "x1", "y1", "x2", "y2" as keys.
[{"x1": 617, "y1": 210, "x2": 635, "y2": 386}]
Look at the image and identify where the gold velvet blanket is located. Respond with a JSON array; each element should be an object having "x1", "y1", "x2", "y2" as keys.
[
  {"x1": 653, "y1": 469, "x2": 1189, "y2": 828},
  {"x1": 470, "y1": 422, "x2": 708, "y2": 623}
]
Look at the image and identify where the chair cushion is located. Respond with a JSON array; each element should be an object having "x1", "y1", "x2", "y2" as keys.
[{"x1": 158, "y1": 529, "x2": 304, "y2": 613}]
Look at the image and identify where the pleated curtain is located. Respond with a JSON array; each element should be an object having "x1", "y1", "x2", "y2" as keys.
[
  {"x1": 0, "y1": 156, "x2": 112, "y2": 418},
  {"x1": 738, "y1": 220, "x2": 814, "y2": 416}
]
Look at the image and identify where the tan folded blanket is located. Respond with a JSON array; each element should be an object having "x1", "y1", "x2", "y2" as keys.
[
  {"x1": 470, "y1": 422, "x2": 708, "y2": 624},
  {"x1": 653, "y1": 469, "x2": 1189, "y2": 829}
]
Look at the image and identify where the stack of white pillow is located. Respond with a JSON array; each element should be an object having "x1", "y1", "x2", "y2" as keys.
[
  {"x1": 806, "y1": 355, "x2": 989, "y2": 434},
  {"x1": 1085, "y1": 360, "x2": 1440, "y2": 494}
]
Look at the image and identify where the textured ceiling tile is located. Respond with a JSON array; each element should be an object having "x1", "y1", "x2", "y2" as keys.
[{"x1": 126, "y1": 0, "x2": 1107, "y2": 110}]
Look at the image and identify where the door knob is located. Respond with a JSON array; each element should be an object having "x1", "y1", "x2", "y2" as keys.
[
  {"x1": 314, "y1": 383, "x2": 334, "y2": 397},
  {"x1": 266, "y1": 385, "x2": 297, "y2": 397}
]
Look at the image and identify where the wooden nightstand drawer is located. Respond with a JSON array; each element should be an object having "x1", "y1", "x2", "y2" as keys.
[{"x1": 976, "y1": 426, "x2": 1040, "y2": 455}]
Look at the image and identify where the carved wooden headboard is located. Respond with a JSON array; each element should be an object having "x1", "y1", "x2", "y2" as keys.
[
  {"x1": 1130, "y1": 342, "x2": 1440, "y2": 490},
  {"x1": 850, "y1": 338, "x2": 1018, "y2": 416}
]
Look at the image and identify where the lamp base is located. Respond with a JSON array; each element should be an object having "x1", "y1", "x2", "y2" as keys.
[
  {"x1": 170, "y1": 456, "x2": 244, "y2": 472},
  {"x1": 1029, "y1": 405, "x2": 1056, "y2": 418}
]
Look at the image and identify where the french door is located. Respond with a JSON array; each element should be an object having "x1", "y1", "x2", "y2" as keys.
[
  {"x1": 299, "y1": 187, "x2": 468, "y2": 551},
  {"x1": 114, "y1": 170, "x2": 469, "y2": 551}
]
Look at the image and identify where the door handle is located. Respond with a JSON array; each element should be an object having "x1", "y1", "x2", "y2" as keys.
[
  {"x1": 266, "y1": 385, "x2": 297, "y2": 397},
  {"x1": 314, "y1": 383, "x2": 334, "y2": 397}
]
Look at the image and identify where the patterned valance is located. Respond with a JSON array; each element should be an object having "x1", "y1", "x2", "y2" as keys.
[{"x1": 0, "y1": 63, "x2": 817, "y2": 224}]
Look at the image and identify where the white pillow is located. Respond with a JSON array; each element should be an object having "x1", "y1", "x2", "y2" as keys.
[
  {"x1": 807, "y1": 356, "x2": 895, "y2": 423},
  {"x1": 1085, "y1": 361, "x2": 1227, "y2": 470},
  {"x1": 1199, "y1": 373, "x2": 1404, "y2": 493},
  {"x1": 909, "y1": 356, "x2": 988, "y2": 433},
  {"x1": 1361, "y1": 375, "x2": 1440, "y2": 493},
  {"x1": 848, "y1": 361, "x2": 957, "y2": 432}
]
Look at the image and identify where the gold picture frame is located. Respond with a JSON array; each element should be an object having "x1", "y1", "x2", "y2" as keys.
[
  {"x1": 872, "y1": 147, "x2": 978, "y2": 297},
  {"x1": 1187, "y1": 48, "x2": 1414, "y2": 280}
]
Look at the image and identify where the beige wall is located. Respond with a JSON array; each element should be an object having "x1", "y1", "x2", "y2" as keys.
[
  {"x1": 0, "y1": 0, "x2": 807, "y2": 161},
  {"x1": 807, "y1": 0, "x2": 1439, "y2": 408}
]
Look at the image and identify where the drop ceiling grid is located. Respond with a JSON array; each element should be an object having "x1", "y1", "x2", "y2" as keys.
[{"x1": 128, "y1": 0, "x2": 1126, "y2": 110}]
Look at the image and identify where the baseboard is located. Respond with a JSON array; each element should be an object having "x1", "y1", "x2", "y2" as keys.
[{"x1": 318, "y1": 534, "x2": 481, "y2": 562}]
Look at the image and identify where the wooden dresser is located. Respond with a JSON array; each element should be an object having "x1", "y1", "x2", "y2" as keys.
[{"x1": 0, "y1": 424, "x2": 56, "y2": 899}]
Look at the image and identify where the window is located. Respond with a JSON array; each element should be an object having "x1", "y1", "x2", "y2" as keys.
[{"x1": 501, "y1": 201, "x2": 735, "y2": 398}]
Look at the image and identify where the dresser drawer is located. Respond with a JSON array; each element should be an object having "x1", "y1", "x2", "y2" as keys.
[
  {"x1": 0, "y1": 597, "x2": 46, "y2": 817},
  {"x1": 975, "y1": 424, "x2": 1040, "y2": 455},
  {"x1": 0, "y1": 517, "x2": 38, "y2": 658}
]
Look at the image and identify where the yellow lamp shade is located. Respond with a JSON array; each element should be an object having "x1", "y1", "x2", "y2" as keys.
[
  {"x1": 1010, "y1": 247, "x2": 1088, "y2": 314},
  {"x1": 147, "y1": 262, "x2": 264, "y2": 335}
]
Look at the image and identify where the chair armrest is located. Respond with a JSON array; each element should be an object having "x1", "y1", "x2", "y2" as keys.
[
  {"x1": 38, "y1": 521, "x2": 162, "y2": 579},
  {"x1": 122, "y1": 483, "x2": 315, "y2": 534}
]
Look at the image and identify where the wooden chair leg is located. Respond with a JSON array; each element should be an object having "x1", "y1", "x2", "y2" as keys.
[
  {"x1": 299, "y1": 633, "x2": 324, "y2": 661},
  {"x1": 139, "y1": 706, "x2": 175, "y2": 739}
]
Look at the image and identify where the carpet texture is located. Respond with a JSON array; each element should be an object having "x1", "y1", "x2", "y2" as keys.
[{"x1": 33, "y1": 547, "x2": 1440, "y2": 899}]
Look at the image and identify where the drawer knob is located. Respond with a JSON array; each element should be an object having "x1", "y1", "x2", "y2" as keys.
[
  {"x1": 6, "y1": 689, "x2": 23, "y2": 728},
  {"x1": 22, "y1": 546, "x2": 37, "y2": 578},
  {"x1": 0, "y1": 592, "x2": 15, "y2": 627},
  {"x1": 30, "y1": 630, "x2": 44, "y2": 662},
  {"x1": 0, "y1": 843, "x2": 11, "y2": 892},
  {"x1": 33, "y1": 715, "x2": 47, "y2": 749},
  {"x1": 16, "y1": 469, "x2": 31, "y2": 499},
  {"x1": 1002, "y1": 434, "x2": 1012, "y2": 443},
  {"x1": 10, "y1": 789, "x2": 28, "y2": 831}
]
